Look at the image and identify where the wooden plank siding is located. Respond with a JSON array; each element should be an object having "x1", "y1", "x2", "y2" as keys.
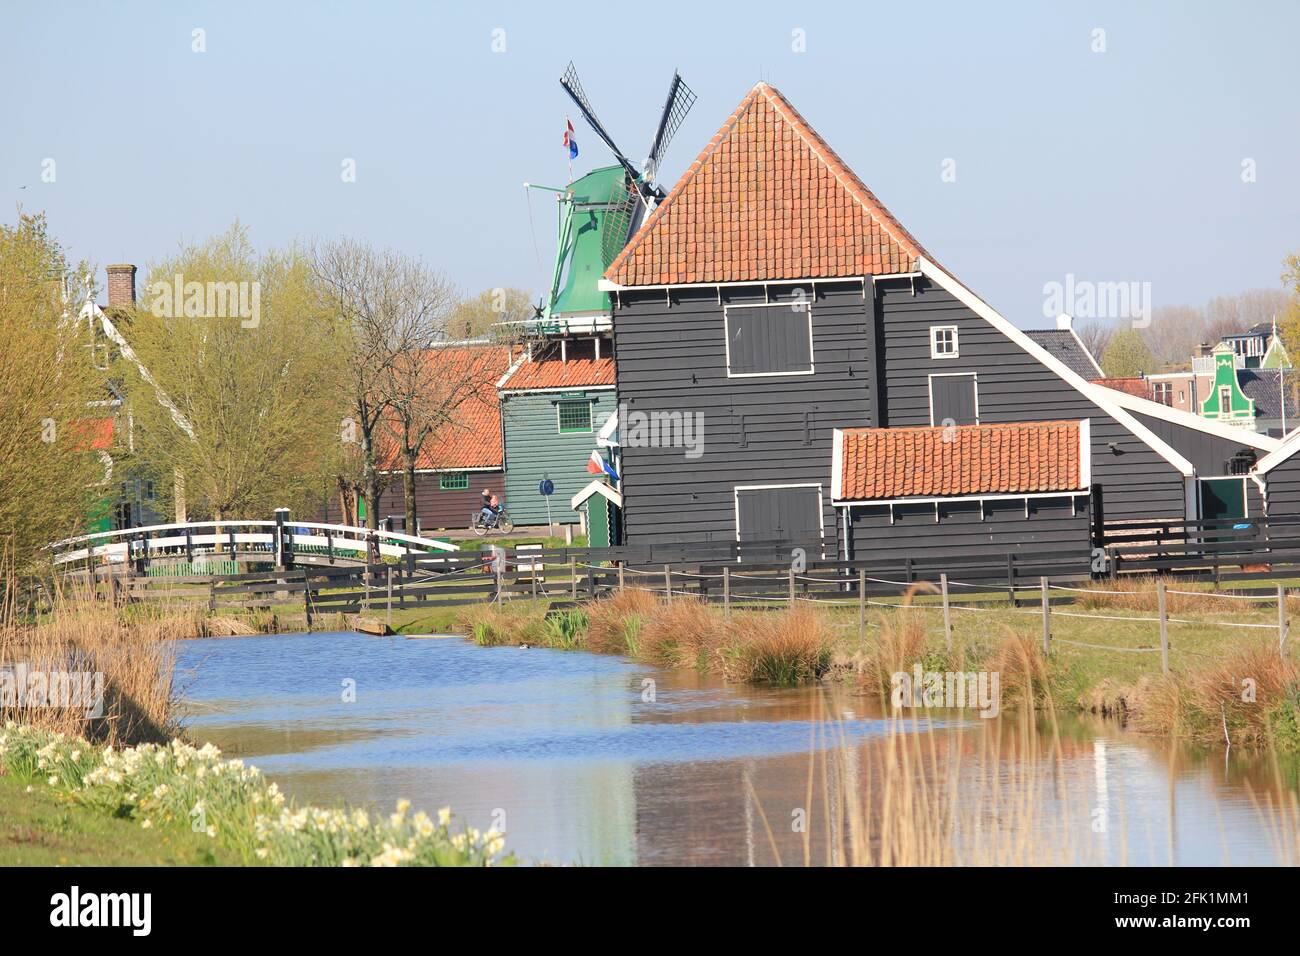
[
  {"x1": 613, "y1": 281, "x2": 872, "y2": 551},
  {"x1": 500, "y1": 388, "x2": 618, "y2": 525},
  {"x1": 318, "y1": 469, "x2": 505, "y2": 533},
  {"x1": 612, "y1": 276, "x2": 1193, "y2": 556},
  {"x1": 1264, "y1": 454, "x2": 1300, "y2": 518},
  {"x1": 848, "y1": 497, "x2": 1091, "y2": 564},
  {"x1": 875, "y1": 279, "x2": 1188, "y2": 523}
]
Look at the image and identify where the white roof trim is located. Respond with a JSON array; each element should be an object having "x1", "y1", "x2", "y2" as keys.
[
  {"x1": 830, "y1": 428, "x2": 844, "y2": 501},
  {"x1": 1253, "y1": 427, "x2": 1300, "y2": 475},
  {"x1": 1068, "y1": 327, "x2": 1105, "y2": 378},
  {"x1": 834, "y1": 490, "x2": 1087, "y2": 508},
  {"x1": 917, "y1": 258, "x2": 1195, "y2": 478},
  {"x1": 1084, "y1": 382, "x2": 1280, "y2": 452},
  {"x1": 498, "y1": 384, "x2": 616, "y2": 396},
  {"x1": 84, "y1": 300, "x2": 196, "y2": 441},
  {"x1": 570, "y1": 480, "x2": 623, "y2": 510},
  {"x1": 598, "y1": 271, "x2": 921, "y2": 293},
  {"x1": 494, "y1": 349, "x2": 529, "y2": 390}
]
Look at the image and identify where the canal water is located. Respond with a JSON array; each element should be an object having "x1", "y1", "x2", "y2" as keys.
[{"x1": 175, "y1": 631, "x2": 1298, "y2": 866}]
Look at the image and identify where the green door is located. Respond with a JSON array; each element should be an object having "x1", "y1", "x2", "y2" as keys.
[
  {"x1": 1199, "y1": 478, "x2": 1246, "y2": 522},
  {"x1": 586, "y1": 496, "x2": 609, "y2": 548}
]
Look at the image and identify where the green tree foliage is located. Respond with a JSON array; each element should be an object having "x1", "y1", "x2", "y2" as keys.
[
  {"x1": 119, "y1": 225, "x2": 347, "y2": 520},
  {"x1": 0, "y1": 213, "x2": 103, "y2": 571},
  {"x1": 1101, "y1": 327, "x2": 1156, "y2": 378}
]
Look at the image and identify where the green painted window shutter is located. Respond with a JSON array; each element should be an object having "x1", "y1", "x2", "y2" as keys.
[{"x1": 439, "y1": 472, "x2": 469, "y2": 490}]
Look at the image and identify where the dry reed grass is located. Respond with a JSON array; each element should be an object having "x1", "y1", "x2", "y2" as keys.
[
  {"x1": 1128, "y1": 638, "x2": 1300, "y2": 749},
  {"x1": 1074, "y1": 575, "x2": 1248, "y2": 616},
  {"x1": 1, "y1": 570, "x2": 187, "y2": 745}
]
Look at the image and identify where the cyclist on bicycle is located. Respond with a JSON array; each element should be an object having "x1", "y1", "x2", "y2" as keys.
[{"x1": 479, "y1": 488, "x2": 501, "y2": 527}]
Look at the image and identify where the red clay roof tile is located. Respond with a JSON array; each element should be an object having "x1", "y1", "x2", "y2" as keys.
[
  {"x1": 838, "y1": 421, "x2": 1084, "y2": 501},
  {"x1": 498, "y1": 356, "x2": 615, "y2": 391},
  {"x1": 377, "y1": 345, "x2": 512, "y2": 472},
  {"x1": 606, "y1": 83, "x2": 927, "y2": 287}
]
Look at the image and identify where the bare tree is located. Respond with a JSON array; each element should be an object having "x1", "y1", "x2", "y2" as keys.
[{"x1": 1074, "y1": 319, "x2": 1117, "y2": 371}]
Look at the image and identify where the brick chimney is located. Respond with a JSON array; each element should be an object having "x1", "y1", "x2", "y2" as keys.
[{"x1": 106, "y1": 264, "x2": 137, "y2": 307}]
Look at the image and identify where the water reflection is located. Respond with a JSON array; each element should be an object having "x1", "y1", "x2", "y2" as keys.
[{"x1": 175, "y1": 632, "x2": 1297, "y2": 866}]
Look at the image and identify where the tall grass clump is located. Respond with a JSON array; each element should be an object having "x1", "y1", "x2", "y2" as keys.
[
  {"x1": 457, "y1": 602, "x2": 548, "y2": 647},
  {"x1": 724, "y1": 604, "x2": 833, "y2": 684},
  {"x1": 585, "y1": 588, "x2": 658, "y2": 656},
  {"x1": 1128, "y1": 638, "x2": 1300, "y2": 750}
]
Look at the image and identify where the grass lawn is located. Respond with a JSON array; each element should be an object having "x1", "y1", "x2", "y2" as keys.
[{"x1": 0, "y1": 774, "x2": 237, "y2": 866}]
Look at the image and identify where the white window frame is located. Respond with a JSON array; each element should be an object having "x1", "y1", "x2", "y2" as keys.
[
  {"x1": 723, "y1": 301, "x2": 816, "y2": 379},
  {"x1": 1218, "y1": 385, "x2": 1232, "y2": 420},
  {"x1": 927, "y1": 372, "x2": 979, "y2": 427},
  {"x1": 1197, "y1": 476, "x2": 1249, "y2": 519},
  {"x1": 930, "y1": 325, "x2": 959, "y2": 359},
  {"x1": 732, "y1": 483, "x2": 825, "y2": 545}
]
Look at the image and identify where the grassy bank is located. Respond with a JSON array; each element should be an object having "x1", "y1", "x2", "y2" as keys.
[{"x1": 0, "y1": 724, "x2": 511, "y2": 866}]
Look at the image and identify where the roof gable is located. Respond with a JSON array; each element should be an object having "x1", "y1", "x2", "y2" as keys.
[{"x1": 604, "y1": 83, "x2": 927, "y2": 287}]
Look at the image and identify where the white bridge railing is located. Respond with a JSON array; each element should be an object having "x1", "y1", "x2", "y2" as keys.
[{"x1": 49, "y1": 518, "x2": 459, "y2": 568}]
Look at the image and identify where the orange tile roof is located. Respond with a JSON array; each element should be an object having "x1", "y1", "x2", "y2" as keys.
[
  {"x1": 838, "y1": 421, "x2": 1083, "y2": 501},
  {"x1": 605, "y1": 82, "x2": 928, "y2": 287},
  {"x1": 498, "y1": 356, "x2": 615, "y2": 391},
  {"x1": 1093, "y1": 377, "x2": 1148, "y2": 398},
  {"x1": 377, "y1": 345, "x2": 512, "y2": 471},
  {"x1": 70, "y1": 418, "x2": 114, "y2": 452}
]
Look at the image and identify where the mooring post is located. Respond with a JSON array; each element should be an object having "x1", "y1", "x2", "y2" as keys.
[
  {"x1": 1279, "y1": 583, "x2": 1288, "y2": 657},
  {"x1": 941, "y1": 572, "x2": 952, "y2": 653},
  {"x1": 1040, "y1": 576, "x2": 1050, "y2": 656},
  {"x1": 1157, "y1": 578, "x2": 1170, "y2": 676},
  {"x1": 723, "y1": 566, "x2": 731, "y2": 620},
  {"x1": 303, "y1": 572, "x2": 313, "y2": 630},
  {"x1": 664, "y1": 564, "x2": 672, "y2": 603}
]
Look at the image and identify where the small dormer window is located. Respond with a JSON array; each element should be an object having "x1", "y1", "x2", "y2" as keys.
[{"x1": 930, "y1": 326, "x2": 959, "y2": 359}]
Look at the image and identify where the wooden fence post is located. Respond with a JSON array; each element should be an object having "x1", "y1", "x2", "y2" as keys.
[
  {"x1": 788, "y1": 568, "x2": 796, "y2": 605},
  {"x1": 1157, "y1": 578, "x2": 1170, "y2": 676},
  {"x1": 618, "y1": 564, "x2": 625, "y2": 593},
  {"x1": 941, "y1": 572, "x2": 952, "y2": 653},
  {"x1": 1040, "y1": 576, "x2": 1050, "y2": 656},
  {"x1": 1279, "y1": 584, "x2": 1288, "y2": 657},
  {"x1": 1007, "y1": 555, "x2": 1016, "y2": 606},
  {"x1": 386, "y1": 566, "x2": 393, "y2": 631},
  {"x1": 723, "y1": 566, "x2": 731, "y2": 621},
  {"x1": 858, "y1": 568, "x2": 866, "y2": 643},
  {"x1": 304, "y1": 573, "x2": 313, "y2": 630},
  {"x1": 664, "y1": 564, "x2": 672, "y2": 604},
  {"x1": 570, "y1": 558, "x2": 577, "y2": 600}
]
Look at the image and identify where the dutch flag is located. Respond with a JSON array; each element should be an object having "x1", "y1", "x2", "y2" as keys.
[
  {"x1": 563, "y1": 119, "x2": 579, "y2": 161},
  {"x1": 587, "y1": 450, "x2": 618, "y2": 481}
]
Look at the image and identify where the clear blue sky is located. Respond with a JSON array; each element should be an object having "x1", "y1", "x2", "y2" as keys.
[{"x1": 3, "y1": 0, "x2": 1297, "y2": 326}]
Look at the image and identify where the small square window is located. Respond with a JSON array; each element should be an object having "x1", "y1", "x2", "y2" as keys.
[
  {"x1": 439, "y1": 472, "x2": 469, "y2": 491},
  {"x1": 930, "y1": 326, "x2": 959, "y2": 359},
  {"x1": 557, "y1": 400, "x2": 593, "y2": 433}
]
